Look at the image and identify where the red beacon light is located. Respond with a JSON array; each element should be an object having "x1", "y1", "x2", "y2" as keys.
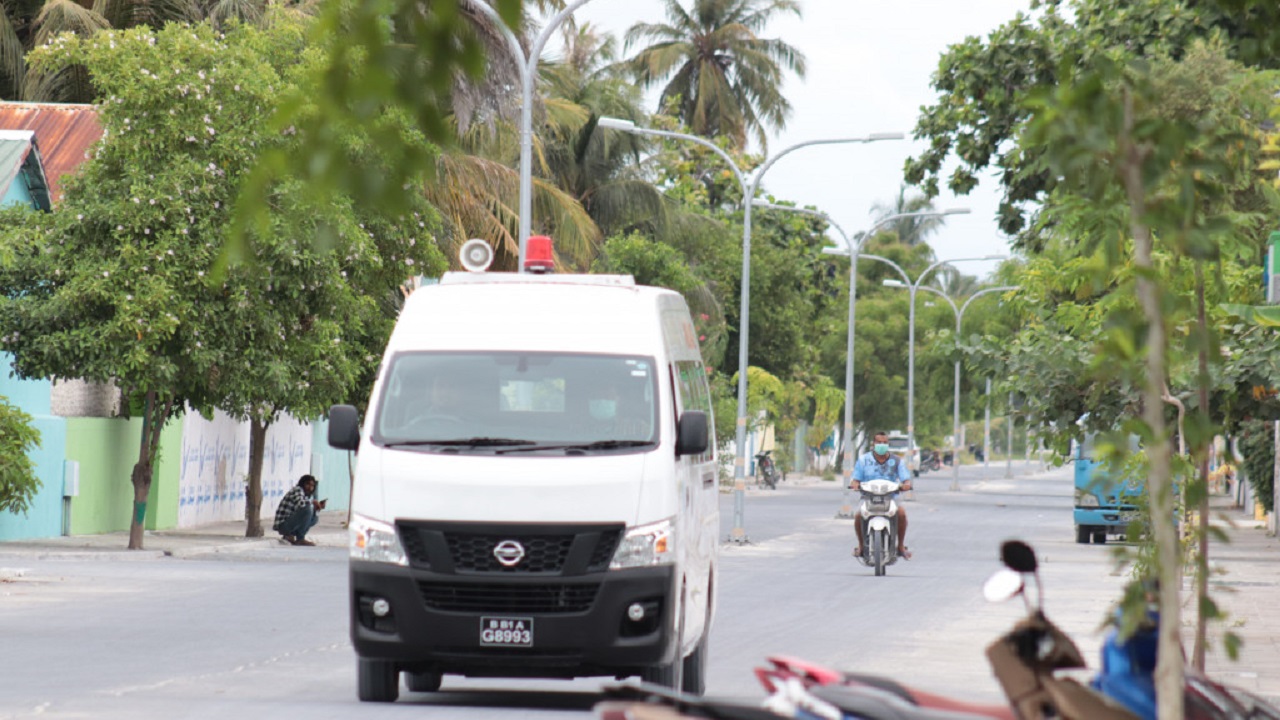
[{"x1": 524, "y1": 235, "x2": 555, "y2": 273}]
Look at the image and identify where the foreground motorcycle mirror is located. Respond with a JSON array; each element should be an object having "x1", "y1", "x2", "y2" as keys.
[
  {"x1": 1000, "y1": 540, "x2": 1038, "y2": 574},
  {"x1": 983, "y1": 569, "x2": 1025, "y2": 603}
]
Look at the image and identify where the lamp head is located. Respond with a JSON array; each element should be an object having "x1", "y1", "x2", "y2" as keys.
[
  {"x1": 883, "y1": 279, "x2": 906, "y2": 288},
  {"x1": 942, "y1": 208, "x2": 971, "y2": 216},
  {"x1": 867, "y1": 132, "x2": 906, "y2": 141},
  {"x1": 596, "y1": 117, "x2": 637, "y2": 131}
]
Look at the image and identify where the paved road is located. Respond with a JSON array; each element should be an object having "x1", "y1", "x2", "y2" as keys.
[{"x1": 4, "y1": 461, "x2": 1270, "y2": 718}]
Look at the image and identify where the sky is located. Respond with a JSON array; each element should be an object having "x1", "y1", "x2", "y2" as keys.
[{"x1": 563, "y1": 0, "x2": 1037, "y2": 280}]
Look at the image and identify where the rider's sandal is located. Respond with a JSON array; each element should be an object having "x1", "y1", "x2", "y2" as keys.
[{"x1": 898, "y1": 546, "x2": 912, "y2": 560}]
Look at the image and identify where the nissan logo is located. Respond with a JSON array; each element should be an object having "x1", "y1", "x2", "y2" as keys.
[{"x1": 493, "y1": 540, "x2": 525, "y2": 567}]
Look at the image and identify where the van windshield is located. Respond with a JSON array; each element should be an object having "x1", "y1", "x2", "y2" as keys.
[{"x1": 372, "y1": 352, "x2": 659, "y2": 450}]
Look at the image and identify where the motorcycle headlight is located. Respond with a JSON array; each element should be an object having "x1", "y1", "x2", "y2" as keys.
[
  {"x1": 1075, "y1": 489, "x2": 1100, "y2": 508},
  {"x1": 610, "y1": 518, "x2": 676, "y2": 569},
  {"x1": 349, "y1": 513, "x2": 408, "y2": 566}
]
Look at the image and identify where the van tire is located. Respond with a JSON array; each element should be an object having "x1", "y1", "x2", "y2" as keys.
[
  {"x1": 1091, "y1": 531, "x2": 1106, "y2": 545},
  {"x1": 681, "y1": 633, "x2": 708, "y2": 695},
  {"x1": 641, "y1": 659, "x2": 679, "y2": 688},
  {"x1": 1075, "y1": 525, "x2": 1089, "y2": 544},
  {"x1": 405, "y1": 670, "x2": 442, "y2": 693},
  {"x1": 357, "y1": 658, "x2": 399, "y2": 703}
]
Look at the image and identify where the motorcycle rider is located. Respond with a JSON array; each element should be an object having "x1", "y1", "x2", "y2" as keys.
[{"x1": 849, "y1": 431, "x2": 914, "y2": 560}]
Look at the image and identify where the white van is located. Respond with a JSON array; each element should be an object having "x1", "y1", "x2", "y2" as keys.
[{"x1": 328, "y1": 269, "x2": 719, "y2": 702}]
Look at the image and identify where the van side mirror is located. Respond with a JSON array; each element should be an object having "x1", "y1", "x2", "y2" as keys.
[
  {"x1": 676, "y1": 411, "x2": 708, "y2": 456},
  {"x1": 328, "y1": 404, "x2": 361, "y2": 451}
]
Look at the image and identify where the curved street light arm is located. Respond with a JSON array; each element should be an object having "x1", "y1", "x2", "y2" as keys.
[
  {"x1": 959, "y1": 285, "x2": 1020, "y2": 323},
  {"x1": 855, "y1": 253, "x2": 912, "y2": 287},
  {"x1": 909, "y1": 283, "x2": 960, "y2": 317},
  {"x1": 598, "y1": 120, "x2": 749, "y2": 191},
  {"x1": 752, "y1": 202, "x2": 851, "y2": 249}
]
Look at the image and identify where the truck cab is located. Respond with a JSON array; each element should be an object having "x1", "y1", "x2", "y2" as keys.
[{"x1": 1072, "y1": 433, "x2": 1142, "y2": 544}]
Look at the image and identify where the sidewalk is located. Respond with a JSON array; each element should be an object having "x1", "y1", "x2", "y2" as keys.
[
  {"x1": 1204, "y1": 493, "x2": 1280, "y2": 702},
  {"x1": 0, "y1": 509, "x2": 349, "y2": 566}
]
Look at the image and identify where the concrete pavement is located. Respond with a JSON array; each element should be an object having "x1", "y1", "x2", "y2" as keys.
[{"x1": 1, "y1": 466, "x2": 1277, "y2": 705}]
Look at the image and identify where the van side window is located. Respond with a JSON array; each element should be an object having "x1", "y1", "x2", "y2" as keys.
[{"x1": 673, "y1": 360, "x2": 714, "y2": 462}]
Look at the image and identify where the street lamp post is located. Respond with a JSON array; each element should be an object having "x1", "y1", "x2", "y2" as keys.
[
  {"x1": 468, "y1": 0, "x2": 598, "y2": 270},
  {"x1": 597, "y1": 118, "x2": 903, "y2": 542},
  {"x1": 756, "y1": 202, "x2": 967, "y2": 515},
  {"x1": 905, "y1": 284, "x2": 1019, "y2": 489},
  {"x1": 879, "y1": 255, "x2": 1006, "y2": 478}
]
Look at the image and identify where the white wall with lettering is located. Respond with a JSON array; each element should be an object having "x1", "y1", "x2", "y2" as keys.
[{"x1": 178, "y1": 409, "x2": 313, "y2": 528}]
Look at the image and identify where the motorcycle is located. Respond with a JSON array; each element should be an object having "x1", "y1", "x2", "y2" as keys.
[
  {"x1": 755, "y1": 450, "x2": 780, "y2": 490},
  {"x1": 592, "y1": 540, "x2": 1280, "y2": 720},
  {"x1": 986, "y1": 540, "x2": 1280, "y2": 720},
  {"x1": 855, "y1": 478, "x2": 903, "y2": 577},
  {"x1": 919, "y1": 450, "x2": 943, "y2": 473}
]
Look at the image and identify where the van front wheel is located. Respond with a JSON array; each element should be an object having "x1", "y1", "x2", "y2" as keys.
[
  {"x1": 357, "y1": 658, "x2": 399, "y2": 703},
  {"x1": 641, "y1": 660, "x2": 678, "y2": 688},
  {"x1": 1075, "y1": 525, "x2": 1089, "y2": 544},
  {"x1": 681, "y1": 633, "x2": 708, "y2": 695}
]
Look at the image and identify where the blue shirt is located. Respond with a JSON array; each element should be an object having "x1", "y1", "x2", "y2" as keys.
[{"x1": 852, "y1": 452, "x2": 911, "y2": 484}]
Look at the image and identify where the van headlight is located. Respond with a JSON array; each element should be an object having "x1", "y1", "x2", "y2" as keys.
[
  {"x1": 610, "y1": 518, "x2": 675, "y2": 569},
  {"x1": 1075, "y1": 489, "x2": 1100, "y2": 508},
  {"x1": 350, "y1": 514, "x2": 408, "y2": 566}
]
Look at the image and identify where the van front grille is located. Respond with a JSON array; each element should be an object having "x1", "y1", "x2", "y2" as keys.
[
  {"x1": 396, "y1": 522, "x2": 624, "y2": 575},
  {"x1": 417, "y1": 581, "x2": 600, "y2": 613}
]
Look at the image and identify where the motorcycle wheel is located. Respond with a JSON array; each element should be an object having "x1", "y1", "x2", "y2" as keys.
[{"x1": 872, "y1": 530, "x2": 886, "y2": 577}]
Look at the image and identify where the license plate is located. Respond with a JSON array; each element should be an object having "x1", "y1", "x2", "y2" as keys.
[{"x1": 479, "y1": 616, "x2": 533, "y2": 648}]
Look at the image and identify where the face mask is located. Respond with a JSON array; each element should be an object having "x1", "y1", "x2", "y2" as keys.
[
  {"x1": 873, "y1": 443, "x2": 890, "y2": 455},
  {"x1": 589, "y1": 399, "x2": 617, "y2": 421}
]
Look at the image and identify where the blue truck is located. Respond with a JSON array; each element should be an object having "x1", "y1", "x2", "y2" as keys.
[{"x1": 1073, "y1": 433, "x2": 1143, "y2": 544}]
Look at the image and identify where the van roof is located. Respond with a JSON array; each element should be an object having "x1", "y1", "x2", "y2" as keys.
[
  {"x1": 391, "y1": 272, "x2": 683, "y2": 355},
  {"x1": 439, "y1": 271, "x2": 636, "y2": 288}
]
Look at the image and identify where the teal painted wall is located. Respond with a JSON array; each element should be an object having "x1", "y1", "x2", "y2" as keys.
[
  {"x1": 1, "y1": 175, "x2": 34, "y2": 208},
  {"x1": 0, "y1": 354, "x2": 66, "y2": 541},
  {"x1": 310, "y1": 418, "x2": 352, "y2": 511}
]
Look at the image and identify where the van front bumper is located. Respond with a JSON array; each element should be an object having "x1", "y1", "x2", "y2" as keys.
[
  {"x1": 1074, "y1": 507, "x2": 1135, "y2": 533},
  {"x1": 349, "y1": 559, "x2": 677, "y2": 679}
]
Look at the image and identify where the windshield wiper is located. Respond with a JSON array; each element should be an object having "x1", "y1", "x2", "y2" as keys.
[
  {"x1": 384, "y1": 437, "x2": 535, "y2": 448},
  {"x1": 497, "y1": 439, "x2": 654, "y2": 454}
]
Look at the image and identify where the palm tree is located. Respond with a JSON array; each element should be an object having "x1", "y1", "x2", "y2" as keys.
[
  {"x1": 1, "y1": 0, "x2": 310, "y2": 102},
  {"x1": 621, "y1": 0, "x2": 805, "y2": 151},
  {"x1": 870, "y1": 185, "x2": 948, "y2": 248},
  {"x1": 539, "y1": 22, "x2": 670, "y2": 238}
]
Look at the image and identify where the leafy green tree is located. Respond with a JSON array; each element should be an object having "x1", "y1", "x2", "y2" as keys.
[
  {"x1": 622, "y1": 0, "x2": 806, "y2": 150},
  {"x1": 906, "y1": 0, "x2": 1280, "y2": 244},
  {"x1": 1015, "y1": 40, "x2": 1274, "y2": 712},
  {"x1": 236, "y1": 0, "x2": 522, "y2": 246},
  {"x1": 0, "y1": 393, "x2": 40, "y2": 514},
  {"x1": 0, "y1": 21, "x2": 441, "y2": 548}
]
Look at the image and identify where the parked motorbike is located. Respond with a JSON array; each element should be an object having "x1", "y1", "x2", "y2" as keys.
[
  {"x1": 919, "y1": 450, "x2": 943, "y2": 473},
  {"x1": 855, "y1": 478, "x2": 903, "y2": 576},
  {"x1": 987, "y1": 540, "x2": 1280, "y2": 720},
  {"x1": 592, "y1": 540, "x2": 1280, "y2": 720},
  {"x1": 755, "y1": 450, "x2": 780, "y2": 490}
]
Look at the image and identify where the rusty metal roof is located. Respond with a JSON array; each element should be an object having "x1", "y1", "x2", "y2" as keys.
[{"x1": 0, "y1": 102, "x2": 103, "y2": 206}]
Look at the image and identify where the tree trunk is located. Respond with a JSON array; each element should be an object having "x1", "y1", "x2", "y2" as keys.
[
  {"x1": 128, "y1": 458, "x2": 152, "y2": 550},
  {"x1": 244, "y1": 419, "x2": 268, "y2": 538},
  {"x1": 1121, "y1": 88, "x2": 1183, "y2": 720},
  {"x1": 127, "y1": 390, "x2": 173, "y2": 550},
  {"x1": 1192, "y1": 264, "x2": 1211, "y2": 672}
]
